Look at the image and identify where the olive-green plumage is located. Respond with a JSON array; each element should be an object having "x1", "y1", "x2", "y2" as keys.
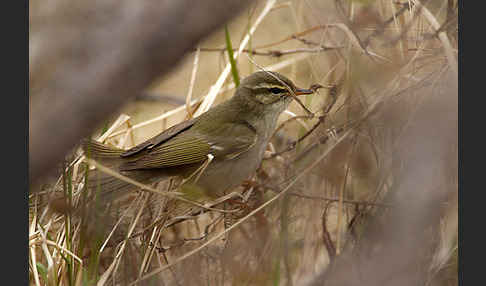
[{"x1": 83, "y1": 71, "x2": 314, "y2": 200}]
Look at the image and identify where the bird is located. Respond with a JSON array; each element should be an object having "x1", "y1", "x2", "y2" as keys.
[{"x1": 82, "y1": 71, "x2": 315, "y2": 202}]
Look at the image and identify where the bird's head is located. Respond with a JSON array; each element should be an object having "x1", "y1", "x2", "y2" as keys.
[{"x1": 236, "y1": 71, "x2": 314, "y2": 113}]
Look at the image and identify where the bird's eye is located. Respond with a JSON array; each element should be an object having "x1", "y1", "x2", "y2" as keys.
[{"x1": 269, "y1": 87, "x2": 286, "y2": 94}]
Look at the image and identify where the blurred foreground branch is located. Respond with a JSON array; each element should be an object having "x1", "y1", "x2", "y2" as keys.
[
  {"x1": 304, "y1": 71, "x2": 457, "y2": 286},
  {"x1": 29, "y1": 0, "x2": 252, "y2": 186}
]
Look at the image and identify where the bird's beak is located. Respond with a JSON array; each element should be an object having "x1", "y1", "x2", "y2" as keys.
[{"x1": 294, "y1": 87, "x2": 314, "y2": 95}]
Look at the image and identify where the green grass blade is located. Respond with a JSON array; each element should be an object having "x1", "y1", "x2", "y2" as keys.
[
  {"x1": 224, "y1": 25, "x2": 240, "y2": 87},
  {"x1": 100, "y1": 121, "x2": 110, "y2": 136},
  {"x1": 36, "y1": 262, "x2": 48, "y2": 284}
]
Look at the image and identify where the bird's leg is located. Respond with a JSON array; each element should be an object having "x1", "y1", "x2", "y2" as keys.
[{"x1": 216, "y1": 190, "x2": 247, "y2": 244}]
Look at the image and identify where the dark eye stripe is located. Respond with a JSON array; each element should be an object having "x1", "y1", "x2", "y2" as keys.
[{"x1": 269, "y1": 87, "x2": 287, "y2": 94}]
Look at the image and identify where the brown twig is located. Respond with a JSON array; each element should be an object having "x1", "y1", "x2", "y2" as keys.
[
  {"x1": 265, "y1": 117, "x2": 324, "y2": 160},
  {"x1": 292, "y1": 124, "x2": 347, "y2": 163},
  {"x1": 199, "y1": 46, "x2": 343, "y2": 57},
  {"x1": 362, "y1": 1, "x2": 412, "y2": 47},
  {"x1": 322, "y1": 203, "x2": 337, "y2": 260},
  {"x1": 291, "y1": 35, "x2": 324, "y2": 47},
  {"x1": 266, "y1": 84, "x2": 338, "y2": 160},
  {"x1": 288, "y1": 192, "x2": 392, "y2": 208},
  {"x1": 198, "y1": 24, "x2": 343, "y2": 58},
  {"x1": 334, "y1": 0, "x2": 369, "y2": 55},
  {"x1": 255, "y1": 24, "x2": 335, "y2": 49},
  {"x1": 260, "y1": 184, "x2": 392, "y2": 208},
  {"x1": 336, "y1": 136, "x2": 356, "y2": 255},
  {"x1": 271, "y1": 115, "x2": 315, "y2": 140}
]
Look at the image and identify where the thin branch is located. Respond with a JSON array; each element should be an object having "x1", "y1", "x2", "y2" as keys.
[
  {"x1": 362, "y1": 1, "x2": 412, "y2": 47},
  {"x1": 255, "y1": 24, "x2": 335, "y2": 49},
  {"x1": 336, "y1": 137, "x2": 356, "y2": 255},
  {"x1": 290, "y1": 192, "x2": 392, "y2": 208},
  {"x1": 266, "y1": 83, "x2": 339, "y2": 160},
  {"x1": 265, "y1": 117, "x2": 324, "y2": 160},
  {"x1": 198, "y1": 46, "x2": 343, "y2": 57},
  {"x1": 322, "y1": 203, "x2": 336, "y2": 260},
  {"x1": 263, "y1": 186, "x2": 392, "y2": 208}
]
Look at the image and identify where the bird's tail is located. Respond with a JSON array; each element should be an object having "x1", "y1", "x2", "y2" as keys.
[
  {"x1": 81, "y1": 138, "x2": 125, "y2": 164},
  {"x1": 81, "y1": 139, "x2": 143, "y2": 202},
  {"x1": 75, "y1": 139, "x2": 170, "y2": 241}
]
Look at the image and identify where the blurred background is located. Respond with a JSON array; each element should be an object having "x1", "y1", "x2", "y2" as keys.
[{"x1": 29, "y1": 0, "x2": 458, "y2": 285}]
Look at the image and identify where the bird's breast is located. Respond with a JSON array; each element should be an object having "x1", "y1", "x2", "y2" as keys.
[{"x1": 188, "y1": 139, "x2": 266, "y2": 197}]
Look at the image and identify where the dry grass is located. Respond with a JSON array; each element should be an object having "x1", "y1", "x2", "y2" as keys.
[{"x1": 29, "y1": 0, "x2": 458, "y2": 285}]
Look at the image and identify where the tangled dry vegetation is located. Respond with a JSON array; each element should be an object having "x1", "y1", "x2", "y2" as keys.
[{"x1": 29, "y1": 0, "x2": 458, "y2": 285}]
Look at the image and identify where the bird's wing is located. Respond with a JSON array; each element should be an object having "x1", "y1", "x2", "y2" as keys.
[
  {"x1": 121, "y1": 118, "x2": 198, "y2": 157},
  {"x1": 119, "y1": 121, "x2": 258, "y2": 170}
]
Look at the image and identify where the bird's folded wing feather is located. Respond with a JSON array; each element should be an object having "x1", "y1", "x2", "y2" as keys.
[
  {"x1": 119, "y1": 122, "x2": 257, "y2": 170},
  {"x1": 121, "y1": 118, "x2": 198, "y2": 157}
]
